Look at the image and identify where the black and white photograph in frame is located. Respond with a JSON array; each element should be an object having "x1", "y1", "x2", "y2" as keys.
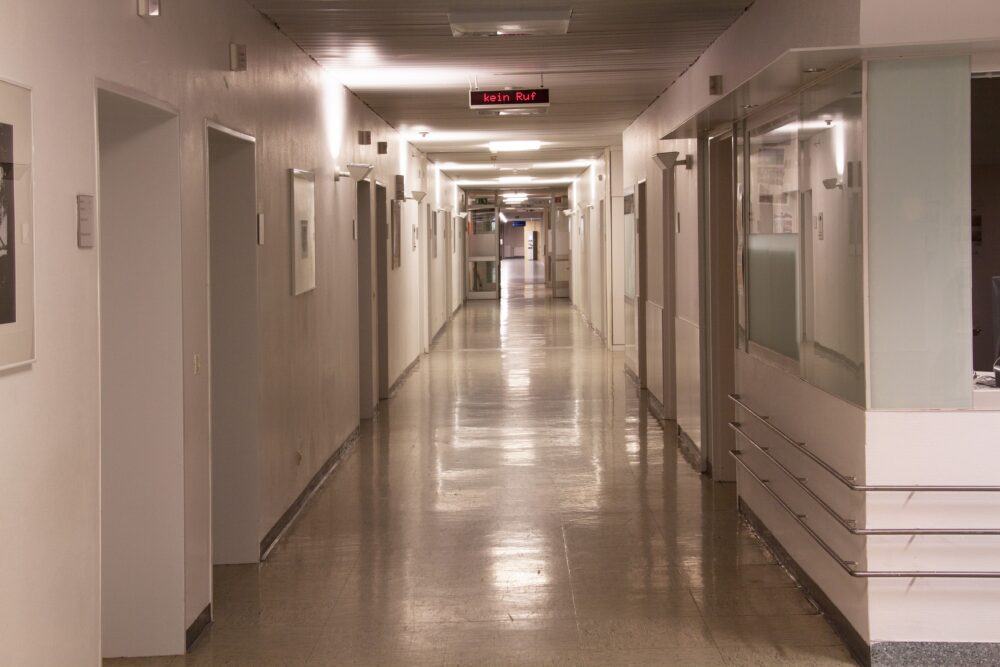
[
  {"x1": 290, "y1": 169, "x2": 316, "y2": 295},
  {"x1": 0, "y1": 79, "x2": 33, "y2": 372},
  {"x1": 0, "y1": 122, "x2": 14, "y2": 325}
]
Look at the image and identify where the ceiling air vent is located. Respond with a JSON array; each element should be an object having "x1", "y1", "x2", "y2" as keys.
[
  {"x1": 449, "y1": 10, "x2": 572, "y2": 37},
  {"x1": 477, "y1": 107, "x2": 549, "y2": 117}
]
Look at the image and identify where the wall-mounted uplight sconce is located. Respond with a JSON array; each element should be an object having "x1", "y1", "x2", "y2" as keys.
[
  {"x1": 822, "y1": 177, "x2": 843, "y2": 190},
  {"x1": 561, "y1": 208, "x2": 575, "y2": 217},
  {"x1": 138, "y1": 0, "x2": 161, "y2": 16},
  {"x1": 347, "y1": 163, "x2": 374, "y2": 181},
  {"x1": 652, "y1": 151, "x2": 693, "y2": 171},
  {"x1": 456, "y1": 211, "x2": 469, "y2": 220},
  {"x1": 410, "y1": 190, "x2": 427, "y2": 203}
]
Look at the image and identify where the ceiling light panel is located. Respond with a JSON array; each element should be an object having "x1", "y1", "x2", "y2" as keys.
[
  {"x1": 449, "y1": 9, "x2": 571, "y2": 37},
  {"x1": 488, "y1": 140, "x2": 542, "y2": 153}
]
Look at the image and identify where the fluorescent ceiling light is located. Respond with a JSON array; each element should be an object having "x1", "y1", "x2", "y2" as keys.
[
  {"x1": 499, "y1": 212, "x2": 508, "y2": 223},
  {"x1": 449, "y1": 9, "x2": 571, "y2": 37},
  {"x1": 499, "y1": 176, "x2": 534, "y2": 184},
  {"x1": 771, "y1": 120, "x2": 836, "y2": 134},
  {"x1": 502, "y1": 192, "x2": 529, "y2": 199},
  {"x1": 437, "y1": 162, "x2": 497, "y2": 171},
  {"x1": 531, "y1": 160, "x2": 591, "y2": 169},
  {"x1": 499, "y1": 108, "x2": 548, "y2": 116},
  {"x1": 489, "y1": 140, "x2": 542, "y2": 153},
  {"x1": 402, "y1": 130, "x2": 493, "y2": 143},
  {"x1": 457, "y1": 177, "x2": 574, "y2": 186},
  {"x1": 328, "y1": 67, "x2": 470, "y2": 90},
  {"x1": 348, "y1": 45, "x2": 379, "y2": 66}
]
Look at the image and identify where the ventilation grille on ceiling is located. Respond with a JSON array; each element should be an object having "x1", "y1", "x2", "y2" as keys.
[
  {"x1": 449, "y1": 9, "x2": 571, "y2": 37},
  {"x1": 477, "y1": 107, "x2": 549, "y2": 117}
]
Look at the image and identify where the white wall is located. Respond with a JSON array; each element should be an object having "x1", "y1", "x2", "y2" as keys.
[
  {"x1": 860, "y1": 0, "x2": 1000, "y2": 44},
  {"x1": 569, "y1": 154, "x2": 614, "y2": 339},
  {"x1": 0, "y1": 0, "x2": 459, "y2": 661},
  {"x1": 0, "y1": 1, "x2": 102, "y2": 662},
  {"x1": 865, "y1": 410, "x2": 1000, "y2": 643}
]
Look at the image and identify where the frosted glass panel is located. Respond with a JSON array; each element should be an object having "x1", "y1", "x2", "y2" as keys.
[
  {"x1": 867, "y1": 57, "x2": 972, "y2": 409},
  {"x1": 747, "y1": 101, "x2": 801, "y2": 363},
  {"x1": 468, "y1": 260, "x2": 497, "y2": 293},
  {"x1": 748, "y1": 234, "x2": 799, "y2": 360}
]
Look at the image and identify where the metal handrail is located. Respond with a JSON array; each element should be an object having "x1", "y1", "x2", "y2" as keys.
[
  {"x1": 730, "y1": 424, "x2": 1000, "y2": 536},
  {"x1": 728, "y1": 393, "x2": 1000, "y2": 492},
  {"x1": 731, "y1": 451, "x2": 1000, "y2": 578}
]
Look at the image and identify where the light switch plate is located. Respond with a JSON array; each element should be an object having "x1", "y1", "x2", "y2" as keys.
[{"x1": 77, "y1": 195, "x2": 96, "y2": 248}]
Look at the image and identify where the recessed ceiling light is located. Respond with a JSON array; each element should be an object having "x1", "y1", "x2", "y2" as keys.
[
  {"x1": 489, "y1": 140, "x2": 542, "y2": 153},
  {"x1": 531, "y1": 160, "x2": 591, "y2": 169},
  {"x1": 803, "y1": 67, "x2": 827, "y2": 74},
  {"x1": 496, "y1": 108, "x2": 549, "y2": 116},
  {"x1": 449, "y1": 9, "x2": 571, "y2": 37},
  {"x1": 437, "y1": 162, "x2": 497, "y2": 171}
]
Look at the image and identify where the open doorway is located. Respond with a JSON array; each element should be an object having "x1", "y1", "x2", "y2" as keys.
[
  {"x1": 375, "y1": 183, "x2": 390, "y2": 399},
  {"x1": 702, "y1": 132, "x2": 737, "y2": 480},
  {"x1": 208, "y1": 125, "x2": 260, "y2": 564},
  {"x1": 357, "y1": 179, "x2": 377, "y2": 418},
  {"x1": 624, "y1": 182, "x2": 648, "y2": 387},
  {"x1": 98, "y1": 88, "x2": 184, "y2": 658},
  {"x1": 497, "y1": 195, "x2": 548, "y2": 300},
  {"x1": 972, "y1": 76, "x2": 1000, "y2": 388}
]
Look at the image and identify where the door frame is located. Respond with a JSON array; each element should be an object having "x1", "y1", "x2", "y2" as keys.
[
  {"x1": 637, "y1": 179, "x2": 648, "y2": 388},
  {"x1": 700, "y1": 130, "x2": 738, "y2": 481},
  {"x1": 374, "y1": 182, "x2": 390, "y2": 398}
]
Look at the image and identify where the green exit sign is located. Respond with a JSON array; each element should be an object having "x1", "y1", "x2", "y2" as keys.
[{"x1": 476, "y1": 197, "x2": 490, "y2": 205}]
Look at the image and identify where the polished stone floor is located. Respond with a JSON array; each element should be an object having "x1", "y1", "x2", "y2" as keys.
[{"x1": 108, "y1": 259, "x2": 855, "y2": 666}]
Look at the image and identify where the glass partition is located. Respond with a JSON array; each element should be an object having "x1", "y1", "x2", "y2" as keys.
[
  {"x1": 741, "y1": 65, "x2": 865, "y2": 405},
  {"x1": 468, "y1": 260, "x2": 497, "y2": 293}
]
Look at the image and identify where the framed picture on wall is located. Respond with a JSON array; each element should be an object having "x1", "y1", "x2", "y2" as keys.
[
  {"x1": 290, "y1": 169, "x2": 316, "y2": 295},
  {"x1": 0, "y1": 79, "x2": 34, "y2": 372}
]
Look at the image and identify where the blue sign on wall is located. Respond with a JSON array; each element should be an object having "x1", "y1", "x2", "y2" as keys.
[{"x1": 512, "y1": 220, "x2": 526, "y2": 227}]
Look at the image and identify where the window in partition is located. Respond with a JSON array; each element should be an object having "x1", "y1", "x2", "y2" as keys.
[{"x1": 742, "y1": 65, "x2": 865, "y2": 405}]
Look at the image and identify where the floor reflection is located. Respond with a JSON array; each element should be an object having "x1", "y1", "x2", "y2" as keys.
[{"x1": 107, "y1": 261, "x2": 855, "y2": 666}]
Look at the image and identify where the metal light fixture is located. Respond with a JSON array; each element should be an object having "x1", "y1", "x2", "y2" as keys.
[
  {"x1": 652, "y1": 151, "x2": 693, "y2": 171},
  {"x1": 344, "y1": 163, "x2": 374, "y2": 181},
  {"x1": 456, "y1": 211, "x2": 469, "y2": 220},
  {"x1": 138, "y1": 0, "x2": 161, "y2": 16},
  {"x1": 411, "y1": 190, "x2": 427, "y2": 203}
]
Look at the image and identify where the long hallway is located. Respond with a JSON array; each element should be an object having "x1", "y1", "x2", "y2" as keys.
[{"x1": 113, "y1": 284, "x2": 854, "y2": 666}]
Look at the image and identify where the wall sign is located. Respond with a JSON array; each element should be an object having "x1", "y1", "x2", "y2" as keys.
[
  {"x1": 469, "y1": 88, "x2": 550, "y2": 109},
  {"x1": 512, "y1": 221, "x2": 526, "y2": 228}
]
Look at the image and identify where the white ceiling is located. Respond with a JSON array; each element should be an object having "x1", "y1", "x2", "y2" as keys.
[{"x1": 247, "y1": 0, "x2": 750, "y2": 183}]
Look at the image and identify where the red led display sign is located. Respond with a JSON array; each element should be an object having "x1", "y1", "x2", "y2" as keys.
[{"x1": 470, "y1": 88, "x2": 550, "y2": 109}]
